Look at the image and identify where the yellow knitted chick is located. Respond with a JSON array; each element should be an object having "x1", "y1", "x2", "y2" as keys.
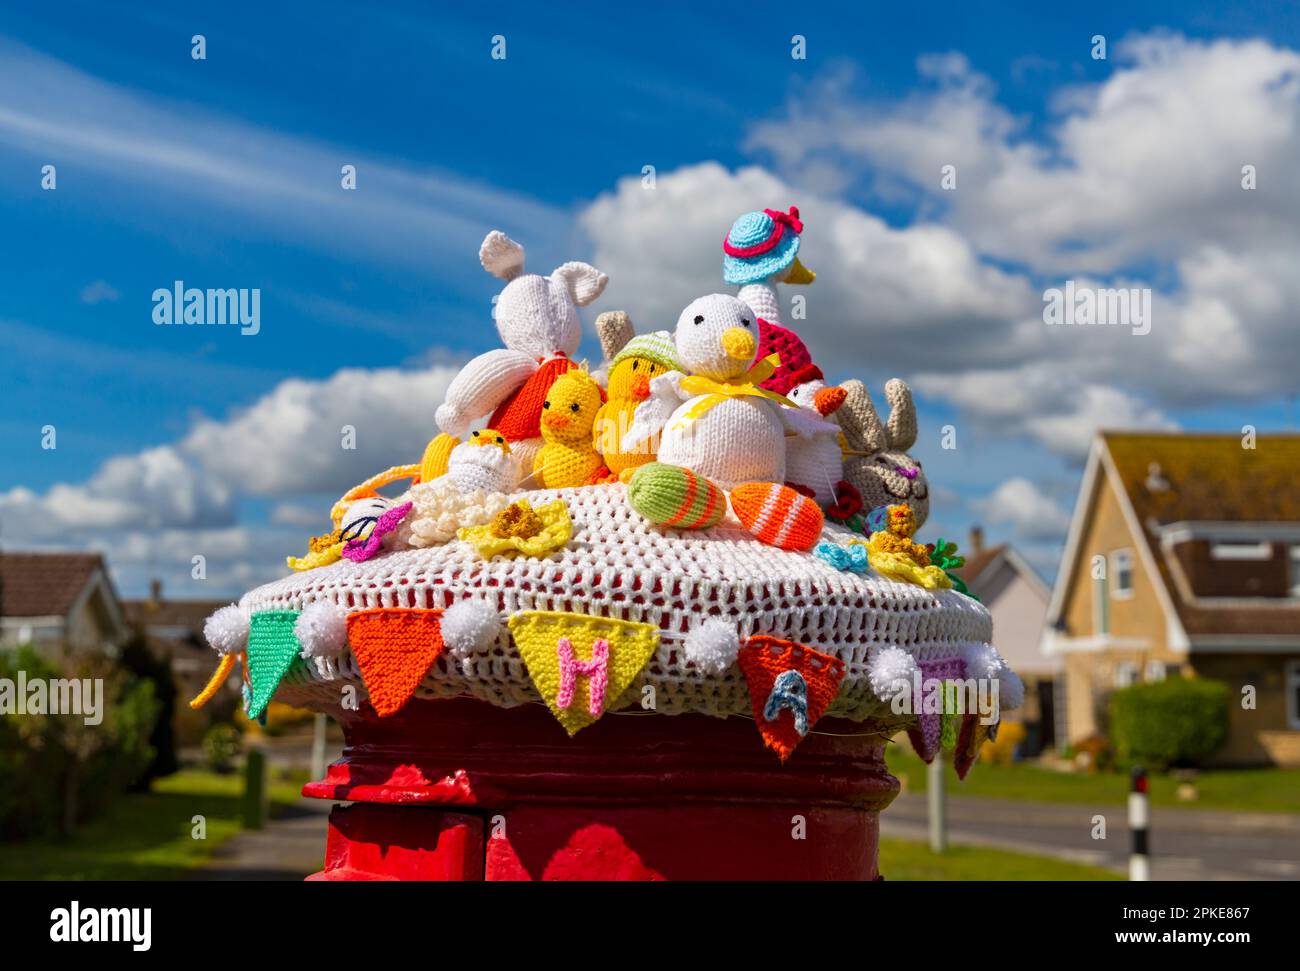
[
  {"x1": 867, "y1": 504, "x2": 952, "y2": 589},
  {"x1": 594, "y1": 330, "x2": 682, "y2": 480},
  {"x1": 533, "y1": 369, "x2": 609, "y2": 488}
]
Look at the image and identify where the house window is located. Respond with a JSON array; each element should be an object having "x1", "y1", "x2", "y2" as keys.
[
  {"x1": 1110, "y1": 549, "x2": 1134, "y2": 600},
  {"x1": 1288, "y1": 662, "x2": 1300, "y2": 731},
  {"x1": 1146, "y1": 661, "x2": 1166, "y2": 682},
  {"x1": 1290, "y1": 546, "x2": 1300, "y2": 597},
  {"x1": 1116, "y1": 662, "x2": 1139, "y2": 688}
]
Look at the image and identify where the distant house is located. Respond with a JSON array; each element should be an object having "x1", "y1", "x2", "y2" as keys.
[
  {"x1": 122, "y1": 580, "x2": 230, "y2": 704},
  {"x1": 951, "y1": 528, "x2": 1057, "y2": 754},
  {"x1": 0, "y1": 551, "x2": 129, "y2": 654},
  {"x1": 1043, "y1": 432, "x2": 1300, "y2": 767}
]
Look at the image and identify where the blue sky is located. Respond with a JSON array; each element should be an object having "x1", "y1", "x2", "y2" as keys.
[{"x1": 3, "y1": 1, "x2": 1299, "y2": 597}]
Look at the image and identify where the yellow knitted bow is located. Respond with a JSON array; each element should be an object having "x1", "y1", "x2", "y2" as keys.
[{"x1": 672, "y1": 354, "x2": 794, "y2": 429}]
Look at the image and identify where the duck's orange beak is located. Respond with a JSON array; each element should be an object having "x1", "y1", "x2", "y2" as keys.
[
  {"x1": 814, "y1": 386, "x2": 847, "y2": 416},
  {"x1": 543, "y1": 412, "x2": 571, "y2": 430},
  {"x1": 630, "y1": 374, "x2": 651, "y2": 399}
]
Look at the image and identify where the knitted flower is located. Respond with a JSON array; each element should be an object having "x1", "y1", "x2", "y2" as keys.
[
  {"x1": 342, "y1": 502, "x2": 413, "y2": 562},
  {"x1": 287, "y1": 528, "x2": 345, "y2": 572},
  {"x1": 864, "y1": 504, "x2": 892, "y2": 535},
  {"x1": 458, "y1": 499, "x2": 572, "y2": 558},
  {"x1": 814, "y1": 540, "x2": 868, "y2": 573},
  {"x1": 825, "y1": 480, "x2": 863, "y2": 522}
]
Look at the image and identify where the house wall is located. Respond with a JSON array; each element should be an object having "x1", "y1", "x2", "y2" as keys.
[
  {"x1": 985, "y1": 563, "x2": 1054, "y2": 676},
  {"x1": 1189, "y1": 652, "x2": 1300, "y2": 767}
]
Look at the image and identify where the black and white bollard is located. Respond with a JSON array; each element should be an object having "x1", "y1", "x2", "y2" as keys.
[{"x1": 1128, "y1": 766, "x2": 1150, "y2": 881}]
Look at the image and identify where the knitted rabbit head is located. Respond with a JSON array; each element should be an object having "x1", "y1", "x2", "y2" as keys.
[
  {"x1": 674, "y1": 294, "x2": 759, "y2": 381},
  {"x1": 837, "y1": 378, "x2": 930, "y2": 528},
  {"x1": 480, "y1": 230, "x2": 609, "y2": 360}
]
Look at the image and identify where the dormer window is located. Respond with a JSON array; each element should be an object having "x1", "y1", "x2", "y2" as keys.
[
  {"x1": 1290, "y1": 545, "x2": 1300, "y2": 598},
  {"x1": 1210, "y1": 541, "x2": 1272, "y2": 561},
  {"x1": 1110, "y1": 549, "x2": 1134, "y2": 599}
]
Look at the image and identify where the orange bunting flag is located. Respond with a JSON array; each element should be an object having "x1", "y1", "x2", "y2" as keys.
[
  {"x1": 345, "y1": 608, "x2": 445, "y2": 717},
  {"x1": 508, "y1": 611, "x2": 659, "y2": 736},
  {"x1": 737, "y1": 636, "x2": 846, "y2": 762}
]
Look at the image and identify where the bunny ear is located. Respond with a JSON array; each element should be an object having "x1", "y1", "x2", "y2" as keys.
[
  {"x1": 837, "y1": 379, "x2": 888, "y2": 454},
  {"x1": 551, "y1": 261, "x2": 609, "y2": 306},
  {"x1": 480, "y1": 230, "x2": 526, "y2": 280},
  {"x1": 884, "y1": 378, "x2": 918, "y2": 451},
  {"x1": 595, "y1": 311, "x2": 635, "y2": 361}
]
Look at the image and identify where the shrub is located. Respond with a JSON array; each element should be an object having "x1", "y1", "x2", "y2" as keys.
[
  {"x1": 0, "y1": 646, "x2": 159, "y2": 839},
  {"x1": 203, "y1": 723, "x2": 242, "y2": 773},
  {"x1": 980, "y1": 720, "x2": 1027, "y2": 764},
  {"x1": 1072, "y1": 734, "x2": 1114, "y2": 773},
  {"x1": 1110, "y1": 677, "x2": 1229, "y2": 771}
]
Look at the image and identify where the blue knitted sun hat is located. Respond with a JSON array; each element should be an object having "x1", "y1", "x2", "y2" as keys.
[{"x1": 722, "y1": 206, "x2": 804, "y2": 286}]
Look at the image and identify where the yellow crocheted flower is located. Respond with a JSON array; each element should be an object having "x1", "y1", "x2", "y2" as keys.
[
  {"x1": 287, "y1": 529, "x2": 344, "y2": 571},
  {"x1": 868, "y1": 549, "x2": 953, "y2": 589},
  {"x1": 457, "y1": 500, "x2": 572, "y2": 558}
]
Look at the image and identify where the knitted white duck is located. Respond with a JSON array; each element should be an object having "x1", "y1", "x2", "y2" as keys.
[
  {"x1": 625, "y1": 295, "x2": 834, "y2": 551},
  {"x1": 430, "y1": 231, "x2": 608, "y2": 474},
  {"x1": 628, "y1": 294, "x2": 787, "y2": 488}
]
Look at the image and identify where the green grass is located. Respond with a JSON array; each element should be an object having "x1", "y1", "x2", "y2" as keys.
[
  {"x1": 0, "y1": 768, "x2": 307, "y2": 880},
  {"x1": 879, "y1": 837, "x2": 1122, "y2": 881},
  {"x1": 887, "y1": 746, "x2": 1300, "y2": 814}
]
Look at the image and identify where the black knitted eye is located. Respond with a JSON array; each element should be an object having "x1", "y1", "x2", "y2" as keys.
[
  {"x1": 472, "y1": 430, "x2": 480, "y2": 437},
  {"x1": 741, "y1": 318, "x2": 751, "y2": 327},
  {"x1": 632, "y1": 360, "x2": 638, "y2": 371},
  {"x1": 496, "y1": 436, "x2": 504, "y2": 444},
  {"x1": 648, "y1": 363, "x2": 656, "y2": 373},
  {"x1": 543, "y1": 401, "x2": 551, "y2": 409},
  {"x1": 694, "y1": 315, "x2": 704, "y2": 324},
  {"x1": 569, "y1": 402, "x2": 580, "y2": 412}
]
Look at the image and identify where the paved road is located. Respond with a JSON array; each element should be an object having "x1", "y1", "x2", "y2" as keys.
[
  {"x1": 194, "y1": 800, "x2": 332, "y2": 881},
  {"x1": 882, "y1": 793, "x2": 1300, "y2": 880}
]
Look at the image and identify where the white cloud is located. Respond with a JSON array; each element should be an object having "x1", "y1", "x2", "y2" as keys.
[
  {"x1": 971, "y1": 477, "x2": 1072, "y2": 540},
  {"x1": 79, "y1": 279, "x2": 120, "y2": 304},
  {"x1": 749, "y1": 35, "x2": 1300, "y2": 275},
  {"x1": 580, "y1": 162, "x2": 1039, "y2": 380}
]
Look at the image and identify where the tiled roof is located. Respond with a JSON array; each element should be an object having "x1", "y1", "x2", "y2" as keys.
[
  {"x1": 1101, "y1": 432, "x2": 1300, "y2": 639},
  {"x1": 949, "y1": 544, "x2": 1007, "y2": 587},
  {"x1": 0, "y1": 552, "x2": 106, "y2": 618}
]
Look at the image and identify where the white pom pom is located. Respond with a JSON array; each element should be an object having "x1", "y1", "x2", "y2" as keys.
[
  {"x1": 999, "y1": 670, "x2": 1025, "y2": 711},
  {"x1": 868, "y1": 645, "x2": 918, "y2": 702},
  {"x1": 295, "y1": 600, "x2": 348, "y2": 659},
  {"x1": 963, "y1": 642, "x2": 1005, "y2": 681},
  {"x1": 683, "y1": 617, "x2": 740, "y2": 675},
  {"x1": 441, "y1": 599, "x2": 502, "y2": 658},
  {"x1": 204, "y1": 604, "x2": 249, "y2": 656}
]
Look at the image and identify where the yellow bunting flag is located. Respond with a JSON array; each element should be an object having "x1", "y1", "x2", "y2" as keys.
[{"x1": 508, "y1": 611, "x2": 659, "y2": 736}]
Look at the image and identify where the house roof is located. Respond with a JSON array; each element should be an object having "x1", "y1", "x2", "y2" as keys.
[
  {"x1": 1055, "y1": 432, "x2": 1300, "y2": 644},
  {"x1": 123, "y1": 598, "x2": 228, "y2": 659},
  {"x1": 950, "y1": 544, "x2": 1008, "y2": 587},
  {"x1": 0, "y1": 552, "x2": 109, "y2": 618}
]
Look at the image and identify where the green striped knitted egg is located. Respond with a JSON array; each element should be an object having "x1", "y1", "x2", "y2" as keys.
[{"x1": 628, "y1": 463, "x2": 726, "y2": 530}]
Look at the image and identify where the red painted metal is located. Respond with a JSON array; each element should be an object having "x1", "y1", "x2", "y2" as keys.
[{"x1": 302, "y1": 696, "x2": 898, "y2": 880}]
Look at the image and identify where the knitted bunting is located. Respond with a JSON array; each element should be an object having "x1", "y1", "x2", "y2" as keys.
[
  {"x1": 345, "y1": 608, "x2": 445, "y2": 717},
  {"x1": 246, "y1": 610, "x2": 303, "y2": 719},
  {"x1": 953, "y1": 712, "x2": 998, "y2": 780},
  {"x1": 737, "y1": 636, "x2": 845, "y2": 761},
  {"x1": 906, "y1": 656, "x2": 967, "y2": 763},
  {"x1": 508, "y1": 611, "x2": 659, "y2": 736}
]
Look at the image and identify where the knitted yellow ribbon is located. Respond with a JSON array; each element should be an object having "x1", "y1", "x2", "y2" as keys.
[{"x1": 673, "y1": 354, "x2": 793, "y2": 429}]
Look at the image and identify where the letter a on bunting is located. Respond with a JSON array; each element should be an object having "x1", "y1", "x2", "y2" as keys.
[
  {"x1": 508, "y1": 611, "x2": 659, "y2": 735},
  {"x1": 737, "y1": 636, "x2": 845, "y2": 761}
]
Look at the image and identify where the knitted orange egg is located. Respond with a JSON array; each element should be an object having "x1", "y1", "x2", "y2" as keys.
[{"x1": 729, "y1": 483, "x2": 824, "y2": 552}]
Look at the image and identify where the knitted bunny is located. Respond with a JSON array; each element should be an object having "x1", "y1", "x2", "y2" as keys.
[
  {"x1": 433, "y1": 231, "x2": 608, "y2": 472},
  {"x1": 837, "y1": 378, "x2": 930, "y2": 528}
]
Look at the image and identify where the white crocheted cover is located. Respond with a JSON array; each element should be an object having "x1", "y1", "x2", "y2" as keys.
[{"x1": 247, "y1": 484, "x2": 996, "y2": 721}]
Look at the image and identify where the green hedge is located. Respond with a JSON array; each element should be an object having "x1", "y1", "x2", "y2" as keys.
[
  {"x1": 1109, "y1": 677, "x2": 1229, "y2": 770},
  {"x1": 0, "y1": 646, "x2": 159, "y2": 840}
]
